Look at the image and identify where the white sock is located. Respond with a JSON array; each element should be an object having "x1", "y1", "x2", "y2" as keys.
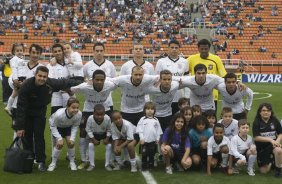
[
  {"x1": 115, "y1": 156, "x2": 122, "y2": 165},
  {"x1": 67, "y1": 147, "x2": 75, "y2": 163},
  {"x1": 105, "y1": 144, "x2": 112, "y2": 167},
  {"x1": 88, "y1": 143, "x2": 95, "y2": 166},
  {"x1": 221, "y1": 153, "x2": 229, "y2": 167},
  {"x1": 248, "y1": 154, "x2": 257, "y2": 169},
  {"x1": 6, "y1": 96, "x2": 14, "y2": 110},
  {"x1": 50, "y1": 136, "x2": 55, "y2": 155},
  {"x1": 123, "y1": 148, "x2": 129, "y2": 161},
  {"x1": 52, "y1": 147, "x2": 61, "y2": 165},
  {"x1": 79, "y1": 138, "x2": 87, "y2": 162},
  {"x1": 130, "y1": 158, "x2": 136, "y2": 166}
]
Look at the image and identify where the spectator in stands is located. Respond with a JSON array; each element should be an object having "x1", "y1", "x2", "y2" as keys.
[
  {"x1": 271, "y1": 52, "x2": 276, "y2": 59},
  {"x1": 259, "y1": 46, "x2": 267, "y2": 52}
]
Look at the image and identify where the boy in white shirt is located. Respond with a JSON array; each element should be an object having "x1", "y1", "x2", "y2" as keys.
[
  {"x1": 218, "y1": 107, "x2": 239, "y2": 140},
  {"x1": 85, "y1": 104, "x2": 112, "y2": 171},
  {"x1": 111, "y1": 111, "x2": 139, "y2": 172},
  {"x1": 230, "y1": 119, "x2": 257, "y2": 176}
]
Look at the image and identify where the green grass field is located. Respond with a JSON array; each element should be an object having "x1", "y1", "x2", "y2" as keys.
[{"x1": 0, "y1": 83, "x2": 282, "y2": 184}]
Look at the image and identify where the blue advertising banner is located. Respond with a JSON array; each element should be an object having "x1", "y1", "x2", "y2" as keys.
[{"x1": 242, "y1": 74, "x2": 282, "y2": 83}]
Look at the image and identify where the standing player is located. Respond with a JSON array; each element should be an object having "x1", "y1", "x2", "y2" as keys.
[
  {"x1": 70, "y1": 69, "x2": 117, "y2": 169},
  {"x1": 120, "y1": 43, "x2": 155, "y2": 75},
  {"x1": 83, "y1": 42, "x2": 116, "y2": 110},
  {"x1": 85, "y1": 104, "x2": 112, "y2": 171},
  {"x1": 188, "y1": 39, "x2": 227, "y2": 112},
  {"x1": 177, "y1": 64, "x2": 224, "y2": 112},
  {"x1": 47, "y1": 44, "x2": 70, "y2": 114},
  {"x1": 112, "y1": 66, "x2": 159, "y2": 126},
  {"x1": 217, "y1": 73, "x2": 253, "y2": 120},
  {"x1": 47, "y1": 97, "x2": 82, "y2": 171},
  {"x1": 120, "y1": 43, "x2": 155, "y2": 102},
  {"x1": 155, "y1": 40, "x2": 189, "y2": 115},
  {"x1": 145, "y1": 70, "x2": 180, "y2": 132}
]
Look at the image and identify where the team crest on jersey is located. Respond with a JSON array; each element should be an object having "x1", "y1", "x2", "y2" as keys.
[
  {"x1": 270, "y1": 123, "x2": 275, "y2": 130},
  {"x1": 208, "y1": 64, "x2": 213, "y2": 70},
  {"x1": 178, "y1": 63, "x2": 182, "y2": 69}
]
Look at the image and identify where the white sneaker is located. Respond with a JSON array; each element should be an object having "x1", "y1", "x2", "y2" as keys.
[
  {"x1": 86, "y1": 165, "x2": 95, "y2": 171},
  {"x1": 105, "y1": 165, "x2": 112, "y2": 171},
  {"x1": 131, "y1": 163, "x2": 138, "y2": 172},
  {"x1": 47, "y1": 163, "x2": 56, "y2": 172},
  {"x1": 4, "y1": 107, "x2": 12, "y2": 117},
  {"x1": 247, "y1": 168, "x2": 255, "y2": 176},
  {"x1": 77, "y1": 162, "x2": 87, "y2": 170},
  {"x1": 233, "y1": 166, "x2": 240, "y2": 174},
  {"x1": 69, "y1": 162, "x2": 77, "y2": 171},
  {"x1": 166, "y1": 166, "x2": 173, "y2": 174}
]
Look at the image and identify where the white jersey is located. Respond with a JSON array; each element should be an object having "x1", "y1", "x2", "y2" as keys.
[
  {"x1": 136, "y1": 116, "x2": 163, "y2": 142},
  {"x1": 207, "y1": 136, "x2": 231, "y2": 155},
  {"x1": 65, "y1": 51, "x2": 84, "y2": 77},
  {"x1": 180, "y1": 74, "x2": 223, "y2": 111},
  {"x1": 83, "y1": 59, "x2": 116, "y2": 80},
  {"x1": 11, "y1": 62, "x2": 44, "y2": 108},
  {"x1": 85, "y1": 114, "x2": 111, "y2": 138},
  {"x1": 10, "y1": 56, "x2": 25, "y2": 80},
  {"x1": 49, "y1": 108, "x2": 82, "y2": 141},
  {"x1": 120, "y1": 60, "x2": 155, "y2": 75},
  {"x1": 217, "y1": 83, "x2": 253, "y2": 114},
  {"x1": 112, "y1": 74, "x2": 158, "y2": 113},
  {"x1": 146, "y1": 81, "x2": 179, "y2": 117},
  {"x1": 71, "y1": 80, "x2": 117, "y2": 112},
  {"x1": 218, "y1": 119, "x2": 239, "y2": 140},
  {"x1": 230, "y1": 134, "x2": 253, "y2": 160},
  {"x1": 47, "y1": 62, "x2": 70, "y2": 107},
  {"x1": 111, "y1": 119, "x2": 136, "y2": 141},
  {"x1": 155, "y1": 56, "x2": 188, "y2": 102},
  {"x1": 83, "y1": 59, "x2": 116, "y2": 107}
]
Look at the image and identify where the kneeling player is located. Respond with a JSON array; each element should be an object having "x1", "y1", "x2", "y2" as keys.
[
  {"x1": 207, "y1": 123, "x2": 232, "y2": 175},
  {"x1": 85, "y1": 104, "x2": 112, "y2": 171},
  {"x1": 47, "y1": 98, "x2": 82, "y2": 171},
  {"x1": 111, "y1": 111, "x2": 139, "y2": 172}
]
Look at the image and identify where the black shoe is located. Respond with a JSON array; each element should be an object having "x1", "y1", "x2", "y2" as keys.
[{"x1": 38, "y1": 162, "x2": 46, "y2": 172}]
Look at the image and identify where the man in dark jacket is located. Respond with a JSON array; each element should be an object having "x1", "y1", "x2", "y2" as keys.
[{"x1": 14, "y1": 66, "x2": 82, "y2": 171}]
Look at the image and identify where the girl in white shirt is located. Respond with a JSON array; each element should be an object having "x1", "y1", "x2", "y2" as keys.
[
  {"x1": 5, "y1": 43, "x2": 25, "y2": 115},
  {"x1": 63, "y1": 43, "x2": 84, "y2": 82},
  {"x1": 47, "y1": 97, "x2": 82, "y2": 171}
]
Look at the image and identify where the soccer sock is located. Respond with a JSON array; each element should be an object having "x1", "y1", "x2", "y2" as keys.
[
  {"x1": 6, "y1": 96, "x2": 14, "y2": 110},
  {"x1": 130, "y1": 158, "x2": 137, "y2": 166},
  {"x1": 123, "y1": 148, "x2": 129, "y2": 161},
  {"x1": 67, "y1": 147, "x2": 75, "y2": 163},
  {"x1": 105, "y1": 144, "x2": 112, "y2": 167},
  {"x1": 79, "y1": 138, "x2": 86, "y2": 162},
  {"x1": 221, "y1": 153, "x2": 229, "y2": 167},
  {"x1": 52, "y1": 147, "x2": 61, "y2": 165},
  {"x1": 247, "y1": 154, "x2": 257, "y2": 169},
  {"x1": 115, "y1": 156, "x2": 123, "y2": 165},
  {"x1": 88, "y1": 143, "x2": 95, "y2": 166}
]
